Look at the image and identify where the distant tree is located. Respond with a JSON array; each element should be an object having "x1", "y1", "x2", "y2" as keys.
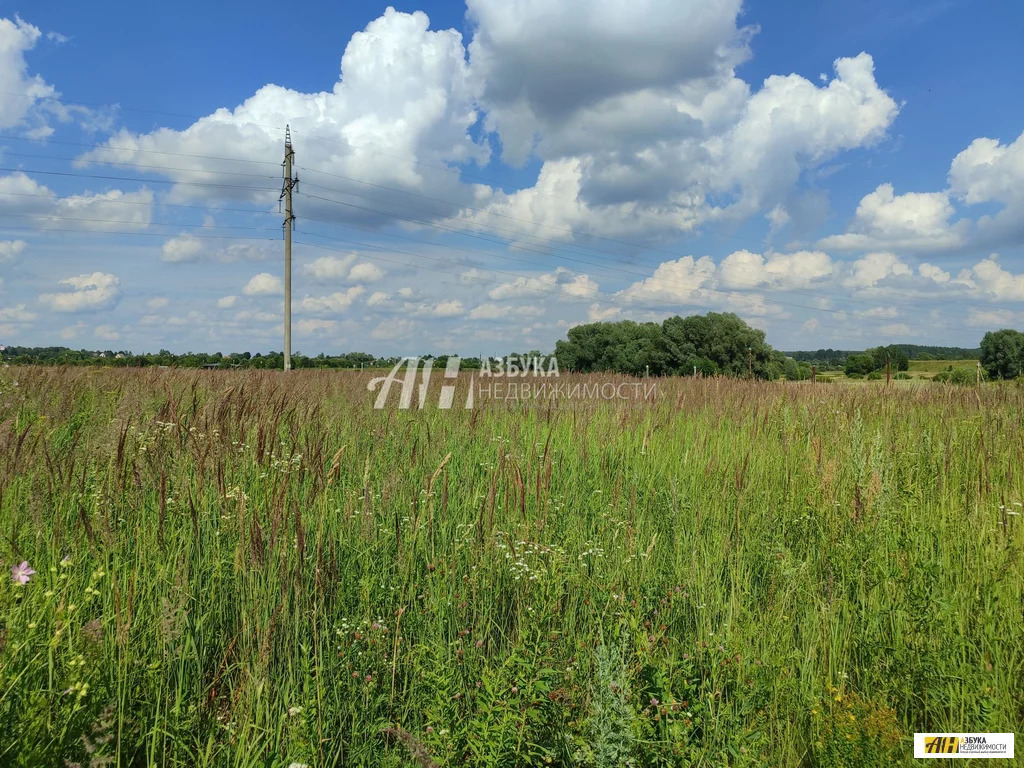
[
  {"x1": 662, "y1": 312, "x2": 779, "y2": 378},
  {"x1": 980, "y1": 329, "x2": 1024, "y2": 379},
  {"x1": 844, "y1": 354, "x2": 876, "y2": 376},
  {"x1": 869, "y1": 345, "x2": 909, "y2": 372}
]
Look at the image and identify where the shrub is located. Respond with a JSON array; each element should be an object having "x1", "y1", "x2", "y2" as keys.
[
  {"x1": 811, "y1": 690, "x2": 902, "y2": 767},
  {"x1": 847, "y1": 373, "x2": 863, "y2": 380},
  {"x1": 893, "y1": 372, "x2": 911, "y2": 380},
  {"x1": 949, "y1": 367, "x2": 975, "y2": 386},
  {"x1": 866, "y1": 371, "x2": 882, "y2": 381}
]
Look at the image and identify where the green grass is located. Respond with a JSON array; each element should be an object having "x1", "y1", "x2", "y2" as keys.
[
  {"x1": 907, "y1": 359, "x2": 979, "y2": 378},
  {"x1": 0, "y1": 367, "x2": 1021, "y2": 767}
]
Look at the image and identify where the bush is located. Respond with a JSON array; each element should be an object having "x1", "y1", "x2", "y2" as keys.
[
  {"x1": 893, "y1": 372, "x2": 911, "y2": 380},
  {"x1": 935, "y1": 368, "x2": 975, "y2": 386},
  {"x1": 847, "y1": 373, "x2": 864, "y2": 380},
  {"x1": 950, "y1": 367, "x2": 975, "y2": 386},
  {"x1": 866, "y1": 371, "x2": 882, "y2": 381}
]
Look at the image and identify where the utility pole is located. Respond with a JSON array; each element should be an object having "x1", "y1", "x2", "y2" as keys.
[
  {"x1": 280, "y1": 126, "x2": 298, "y2": 372},
  {"x1": 886, "y1": 354, "x2": 891, "y2": 387},
  {"x1": 811, "y1": 365, "x2": 817, "y2": 384}
]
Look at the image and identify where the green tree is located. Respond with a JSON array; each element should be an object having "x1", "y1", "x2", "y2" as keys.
[
  {"x1": 980, "y1": 329, "x2": 1024, "y2": 379},
  {"x1": 662, "y1": 312, "x2": 778, "y2": 378},
  {"x1": 844, "y1": 354, "x2": 876, "y2": 376}
]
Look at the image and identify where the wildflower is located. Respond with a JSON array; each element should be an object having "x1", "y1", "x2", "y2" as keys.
[
  {"x1": 287, "y1": 706, "x2": 303, "y2": 717},
  {"x1": 10, "y1": 561, "x2": 35, "y2": 584},
  {"x1": 650, "y1": 696, "x2": 659, "y2": 706}
]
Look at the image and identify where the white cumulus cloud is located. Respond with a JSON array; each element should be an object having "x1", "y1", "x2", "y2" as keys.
[{"x1": 38, "y1": 272, "x2": 121, "y2": 313}]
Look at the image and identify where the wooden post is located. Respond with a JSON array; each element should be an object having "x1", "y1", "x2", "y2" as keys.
[{"x1": 811, "y1": 365, "x2": 816, "y2": 384}]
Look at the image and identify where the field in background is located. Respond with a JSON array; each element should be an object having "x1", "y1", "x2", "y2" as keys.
[
  {"x1": 815, "y1": 359, "x2": 981, "y2": 382},
  {"x1": 1, "y1": 367, "x2": 1022, "y2": 767},
  {"x1": 907, "y1": 359, "x2": 980, "y2": 378}
]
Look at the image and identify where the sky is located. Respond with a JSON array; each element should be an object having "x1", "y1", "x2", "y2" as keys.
[{"x1": 1, "y1": 0, "x2": 1024, "y2": 356}]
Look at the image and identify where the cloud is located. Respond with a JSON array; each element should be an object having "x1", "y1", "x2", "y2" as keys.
[
  {"x1": 0, "y1": 173, "x2": 154, "y2": 231},
  {"x1": 587, "y1": 303, "x2": 621, "y2": 322},
  {"x1": 956, "y1": 255, "x2": 1024, "y2": 301},
  {"x1": 618, "y1": 255, "x2": 716, "y2": 304},
  {"x1": 146, "y1": 297, "x2": 169, "y2": 310},
  {"x1": 60, "y1": 322, "x2": 86, "y2": 340},
  {"x1": 0, "y1": 16, "x2": 56, "y2": 131},
  {"x1": 371, "y1": 317, "x2": 420, "y2": 340},
  {"x1": 217, "y1": 295, "x2": 238, "y2": 308},
  {"x1": 469, "y1": 302, "x2": 544, "y2": 319},
  {"x1": 468, "y1": 0, "x2": 750, "y2": 164},
  {"x1": 161, "y1": 234, "x2": 204, "y2": 263},
  {"x1": 0, "y1": 304, "x2": 36, "y2": 323},
  {"x1": 818, "y1": 183, "x2": 966, "y2": 251},
  {"x1": 430, "y1": 299, "x2": 464, "y2": 317},
  {"x1": 38, "y1": 272, "x2": 121, "y2": 312},
  {"x1": 950, "y1": 131, "x2": 1024, "y2": 207},
  {"x1": 242, "y1": 273, "x2": 283, "y2": 296},
  {"x1": 948, "y1": 130, "x2": 1024, "y2": 248},
  {"x1": 75, "y1": 8, "x2": 487, "y2": 219},
  {"x1": 348, "y1": 262, "x2": 385, "y2": 282},
  {"x1": 299, "y1": 286, "x2": 365, "y2": 314},
  {"x1": 463, "y1": 50, "x2": 898, "y2": 240},
  {"x1": 296, "y1": 318, "x2": 339, "y2": 335},
  {"x1": 718, "y1": 249, "x2": 833, "y2": 289},
  {"x1": 94, "y1": 324, "x2": 121, "y2": 341},
  {"x1": 367, "y1": 291, "x2": 390, "y2": 307},
  {"x1": 304, "y1": 254, "x2": 357, "y2": 281},
  {"x1": 0, "y1": 240, "x2": 26, "y2": 262},
  {"x1": 487, "y1": 266, "x2": 598, "y2": 300},
  {"x1": 965, "y1": 308, "x2": 1021, "y2": 328},
  {"x1": 841, "y1": 252, "x2": 912, "y2": 290}
]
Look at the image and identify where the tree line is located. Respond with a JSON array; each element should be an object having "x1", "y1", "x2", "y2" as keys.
[{"x1": 3, "y1": 320, "x2": 1022, "y2": 380}]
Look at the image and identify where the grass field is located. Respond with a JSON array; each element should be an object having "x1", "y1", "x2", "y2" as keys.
[
  {"x1": 907, "y1": 360, "x2": 980, "y2": 378},
  {"x1": 0, "y1": 367, "x2": 1022, "y2": 767}
]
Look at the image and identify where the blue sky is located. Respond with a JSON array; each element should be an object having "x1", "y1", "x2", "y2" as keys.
[{"x1": 1, "y1": 0, "x2": 1024, "y2": 355}]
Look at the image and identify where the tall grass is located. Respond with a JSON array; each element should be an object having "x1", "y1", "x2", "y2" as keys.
[{"x1": 0, "y1": 367, "x2": 1021, "y2": 766}]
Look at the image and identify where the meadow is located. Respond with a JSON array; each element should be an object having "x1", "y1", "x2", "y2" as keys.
[{"x1": 0, "y1": 366, "x2": 1021, "y2": 767}]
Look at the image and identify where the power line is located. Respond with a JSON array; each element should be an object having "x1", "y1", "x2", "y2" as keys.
[
  {"x1": 0, "y1": 128, "x2": 961, "y2": 314},
  {"x1": 0, "y1": 224, "x2": 277, "y2": 242},
  {"x1": 0, "y1": 211, "x2": 278, "y2": 232},
  {"x1": 0, "y1": 190, "x2": 278, "y2": 217},
  {"x1": 2, "y1": 151, "x2": 280, "y2": 179},
  {"x1": 0, "y1": 133, "x2": 280, "y2": 166},
  {"x1": 0, "y1": 166, "x2": 279, "y2": 192}
]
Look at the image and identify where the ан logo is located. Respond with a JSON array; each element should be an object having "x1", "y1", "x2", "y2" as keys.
[
  {"x1": 368, "y1": 357, "x2": 472, "y2": 410},
  {"x1": 924, "y1": 736, "x2": 961, "y2": 754}
]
